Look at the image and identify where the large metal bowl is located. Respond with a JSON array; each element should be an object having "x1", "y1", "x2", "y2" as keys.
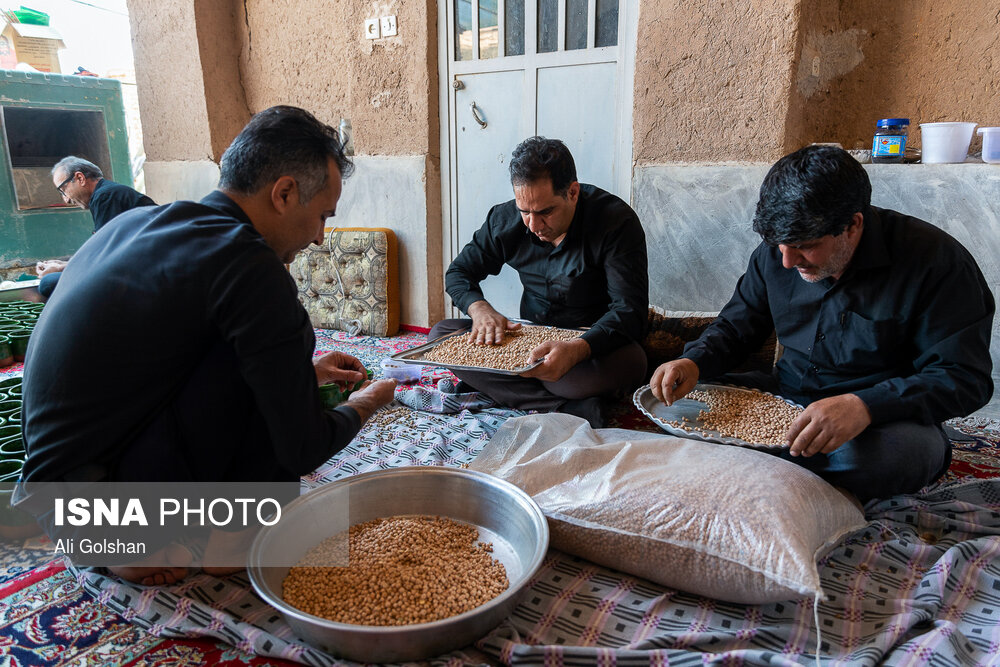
[{"x1": 247, "y1": 466, "x2": 549, "y2": 663}]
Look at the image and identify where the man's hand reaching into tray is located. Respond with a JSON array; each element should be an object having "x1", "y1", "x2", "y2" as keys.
[
  {"x1": 521, "y1": 338, "x2": 591, "y2": 382},
  {"x1": 650, "y1": 358, "x2": 700, "y2": 406},
  {"x1": 786, "y1": 393, "x2": 871, "y2": 457},
  {"x1": 467, "y1": 300, "x2": 521, "y2": 345}
]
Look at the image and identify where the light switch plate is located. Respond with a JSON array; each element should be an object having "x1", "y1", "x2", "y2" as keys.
[
  {"x1": 364, "y1": 17, "x2": 380, "y2": 39},
  {"x1": 380, "y1": 15, "x2": 397, "y2": 37}
]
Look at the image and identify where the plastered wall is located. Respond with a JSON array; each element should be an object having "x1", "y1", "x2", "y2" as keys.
[
  {"x1": 127, "y1": 0, "x2": 213, "y2": 161},
  {"x1": 789, "y1": 1, "x2": 1000, "y2": 154},
  {"x1": 131, "y1": 1, "x2": 1000, "y2": 164},
  {"x1": 632, "y1": 0, "x2": 802, "y2": 163},
  {"x1": 235, "y1": 0, "x2": 435, "y2": 158},
  {"x1": 632, "y1": 0, "x2": 1000, "y2": 162},
  {"x1": 128, "y1": 0, "x2": 443, "y2": 327},
  {"x1": 127, "y1": 0, "x2": 998, "y2": 328}
]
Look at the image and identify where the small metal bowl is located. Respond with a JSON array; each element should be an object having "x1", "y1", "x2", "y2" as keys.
[{"x1": 247, "y1": 466, "x2": 549, "y2": 663}]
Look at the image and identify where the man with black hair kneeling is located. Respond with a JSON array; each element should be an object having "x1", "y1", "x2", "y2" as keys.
[
  {"x1": 18, "y1": 107, "x2": 396, "y2": 585},
  {"x1": 650, "y1": 145, "x2": 993, "y2": 503},
  {"x1": 431, "y1": 136, "x2": 648, "y2": 428}
]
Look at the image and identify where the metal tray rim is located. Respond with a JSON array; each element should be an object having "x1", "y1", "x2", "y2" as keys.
[
  {"x1": 632, "y1": 382, "x2": 804, "y2": 449},
  {"x1": 390, "y1": 327, "x2": 580, "y2": 375}
]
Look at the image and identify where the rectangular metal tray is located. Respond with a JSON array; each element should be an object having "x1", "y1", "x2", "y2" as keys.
[{"x1": 390, "y1": 329, "x2": 544, "y2": 375}]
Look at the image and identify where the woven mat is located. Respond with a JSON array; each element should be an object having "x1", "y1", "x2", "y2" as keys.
[{"x1": 3, "y1": 330, "x2": 1000, "y2": 666}]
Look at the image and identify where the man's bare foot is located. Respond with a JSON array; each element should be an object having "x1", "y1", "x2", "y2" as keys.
[
  {"x1": 108, "y1": 542, "x2": 194, "y2": 586},
  {"x1": 202, "y1": 527, "x2": 256, "y2": 577}
]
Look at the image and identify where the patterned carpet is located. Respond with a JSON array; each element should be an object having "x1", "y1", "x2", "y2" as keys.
[
  {"x1": 0, "y1": 559, "x2": 288, "y2": 666},
  {"x1": 1, "y1": 330, "x2": 999, "y2": 666}
]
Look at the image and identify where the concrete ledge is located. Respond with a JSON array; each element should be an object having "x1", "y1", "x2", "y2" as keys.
[{"x1": 337, "y1": 156, "x2": 430, "y2": 328}]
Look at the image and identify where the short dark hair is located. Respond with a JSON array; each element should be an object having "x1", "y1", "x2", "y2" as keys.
[
  {"x1": 509, "y1": 136, "x2": 578, "y2": 196},
  {"x1": 52, "y1": 156, "x2": 102, "y2": 180},
  {"x1": 218, "y1": 105, "x2": 353, "y2": 203},
  {"x1": 752, "y1": 145, "x2": 871, "y2": 246}
]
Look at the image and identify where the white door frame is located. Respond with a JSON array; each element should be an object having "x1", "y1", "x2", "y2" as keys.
[{"x1": 436, "y1": 0, "x2": 638, "y2": 316}]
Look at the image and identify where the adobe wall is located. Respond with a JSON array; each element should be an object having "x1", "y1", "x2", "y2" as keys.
[
  {"x1": 235, "y1": 0, "x2": 433, "y2": 158},
  {"x1": 631, "y1": 0, "x2": 802, "y2": 163},
  {"x1": 787, "y1": 0, "x2": 1000, "y2": 154},
  {"x1": 127, "y1": 0, "x2": 212, "y2": 161},
  {"x1": 128, "y1": 0, "x2": 443, "y2": 327},
  {"x1": 127, "y1": 0, "x2": 998, "y2": 338},
  {"x1": 632, "y1": 0, "x2": 1000, "y2": 162}
]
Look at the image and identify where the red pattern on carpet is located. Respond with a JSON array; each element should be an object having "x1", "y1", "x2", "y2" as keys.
[{"x1": 0, "y1": 561, "x2": 296, "y2": 666}]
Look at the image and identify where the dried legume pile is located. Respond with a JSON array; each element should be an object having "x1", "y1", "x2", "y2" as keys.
[
  {"x1": 282, "y1": 515, "x2": 509, "y2": 625},
  {"x1": 362, "y1": 405, "x2": 415, "y2": 443},
  {"x1": 667, "y1": 387, "x2": 802, "y2": 447},
  {"x1": 421, "y1": 325, "x2": 581, "y2": 371}
]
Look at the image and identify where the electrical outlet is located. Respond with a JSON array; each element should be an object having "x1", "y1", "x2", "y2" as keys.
[
  {"x1": 380, "y1": 15, "x2": 397, "y2": 37},
  {"x1": 365, "y1": 17, "x2": 380, "y2": 39}
]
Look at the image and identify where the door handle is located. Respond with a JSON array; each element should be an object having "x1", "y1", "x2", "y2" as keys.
[{"x1": 470, "y1": 101, "x2": 487, "y2": 129}]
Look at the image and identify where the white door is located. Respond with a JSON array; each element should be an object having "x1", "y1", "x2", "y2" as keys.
[{"x1": 440, "y1": 0, "x2": 636, "y2": 319}]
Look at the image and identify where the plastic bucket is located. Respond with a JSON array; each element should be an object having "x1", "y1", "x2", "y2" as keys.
[
  {"x1": 919, "y1": 122, "x2": 977, "y2": 163},
  {"x1": 978, "y1": 127, "x2": 1000, "y2": 164}
]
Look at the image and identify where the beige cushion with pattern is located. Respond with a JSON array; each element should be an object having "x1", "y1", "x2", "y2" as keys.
[{"x1": 289, "y1": 227, "x2": 399, "y2": 337}]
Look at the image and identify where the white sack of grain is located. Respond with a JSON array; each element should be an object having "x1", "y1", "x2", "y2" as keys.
[{"x1": 471, "y1": 414, "x2": 866, "y2": 604}]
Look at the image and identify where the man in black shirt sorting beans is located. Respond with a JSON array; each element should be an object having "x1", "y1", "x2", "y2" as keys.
[
  {"x1": 431, "y1": 137, "x2": 648, "y2": 427},
  {"x1": 19, "y1": 107, "x2": 396, "y2": 585},
  {"x1": 650, "y1": 145, "x2": 994, "y2": 503}
]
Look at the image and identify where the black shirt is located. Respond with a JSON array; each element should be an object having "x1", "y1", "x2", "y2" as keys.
[
  {"x1": 682, "y1": 206, "x2": 994, "y2": 425},
  {"x1": 21, "y1": 191, "x2": 360, "y2": 483},
  {"x1": 445, "y1": 184, "x2": 648, "y2": 357},
  {"x1": 88, "y1": 178, "x2": 156, "y2": 232}
]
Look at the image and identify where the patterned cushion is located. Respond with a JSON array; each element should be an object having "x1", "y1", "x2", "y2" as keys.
[
  {"x1": 289, "y1": 227, "x2": 399, "y2": 337},
  {"x1": 643, "y1": 307, "x2": 779, "y2": 376}
]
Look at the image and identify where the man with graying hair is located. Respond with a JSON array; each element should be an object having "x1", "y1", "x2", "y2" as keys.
[
  {"x1": 431, "y1": 136, "x2": 648, "y2": 427},
  {"x1": 18, "y1": 106, "x2": 397, "y2": 585},
  {"x1": 38, "y1": 156, "x2": 156, "y2": 297},
  {"x1": 650, "y1": 145, "x2": 994, "y2": 503}
]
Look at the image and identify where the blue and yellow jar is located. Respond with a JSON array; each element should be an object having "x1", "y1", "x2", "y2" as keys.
[{"x1": 872, "y1": 118, "x2": 909, "y2": 163}]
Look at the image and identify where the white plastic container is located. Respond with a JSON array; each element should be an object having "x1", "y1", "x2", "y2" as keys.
[
  {"x1": 919, "y1": 122, "x2": 977, "y2": 163},
  {"x1": 978, "y1": 127, "x2": 1000, "y2": 164},
  {"x1": 380, "y1": 358, "x2": 422, "y2": 383}
]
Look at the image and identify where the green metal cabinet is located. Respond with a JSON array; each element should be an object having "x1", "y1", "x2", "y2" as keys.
[{"x1": 0, "y1": 69, "x2": 132, "y2": 269}]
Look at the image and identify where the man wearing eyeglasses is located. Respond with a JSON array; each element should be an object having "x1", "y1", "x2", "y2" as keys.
[{"x1": 38, "y1": 156, "x2": 156, "y2": 297}]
